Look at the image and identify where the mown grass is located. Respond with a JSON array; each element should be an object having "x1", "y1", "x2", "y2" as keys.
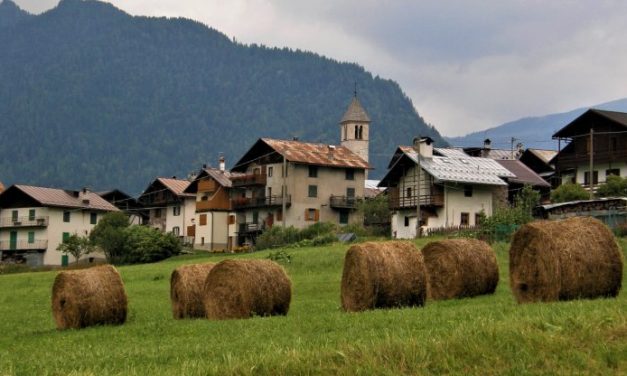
[{"x1": 0, "y1": 238, "x2": 625, "y2": 375}]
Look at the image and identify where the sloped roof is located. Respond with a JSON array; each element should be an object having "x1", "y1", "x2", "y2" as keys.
[
  {"x1": 495, "y1": 160, "x2": 550, "y2": 187},
  {"x1": 9, "y1": 185, "x2": 119, "y2": 211},
  {"x1": 527, "y1": 149, "x2": 557, "y2": 164},
  {"x1": 553, "y1": 109, "x2": 627, "y2": 138},
  {"x1": 340, "y1": 97, "x2": 371, "y2": 123},
  {"x1": 433, "y1": 147, "x2": 469, "y2": 158},
  {"x1": 381, "y1": 146, "x2": 514, "y2": 187},
  {"x1": 157, "y1": 177, "x2": 194, "y2": 197},
  {"x1": 260, "y1": 138, "x2": 370, "y2": 169},
  {"x1": 203, "y1": 168, "x2": 245, "y2": 188}
]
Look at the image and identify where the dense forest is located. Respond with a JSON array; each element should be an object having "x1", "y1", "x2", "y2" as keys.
[{"x1": 0, "y1": 0, "x2": 446, "y2": 195}]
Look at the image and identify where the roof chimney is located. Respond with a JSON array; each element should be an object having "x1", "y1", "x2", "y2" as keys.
[
  {"x1": 79, "y1": 187, "x2": 90, "y2": 205},
  {"x1": 219, "y1": 156, "x2": 225, "y2": 172},
  {"x1": 412, "y1": 136, "x2": 433, "y2": 158},
  {"x1": 483, "y1": 138, "x2": 491, "y2": 150}
]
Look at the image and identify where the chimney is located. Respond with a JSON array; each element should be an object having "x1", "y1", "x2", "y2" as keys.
[
  {"x1": 219, "y1": 156, "x2": 226, "y2": 172},
  {"x1": 483, "y1": 138, "x2": 491, "y2": 150},
  {"x1": 79, "y1": 187, "x2": 90, "y2": 205},
  {"x1": 327, "y1": 145, "x2": 336, "y2": 160},
  {"x1": 412, "y1": 136, "x2": 433, "y2": 158}
]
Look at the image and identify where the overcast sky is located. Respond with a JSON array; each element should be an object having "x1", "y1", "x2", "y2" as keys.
[{"x1": 12, "y1": 0, "x2": 627, "y2": 136}]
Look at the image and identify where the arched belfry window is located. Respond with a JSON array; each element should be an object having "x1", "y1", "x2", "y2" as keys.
[
  {"x1": 358, "y1": 126, "x2": 364, "y2": 140},
  {"x1": 354, "y1": 125, "x2": 359, "y2": 139},
  {"x1": 344, "y1": 125, "x2": 347, "y2": 140}
]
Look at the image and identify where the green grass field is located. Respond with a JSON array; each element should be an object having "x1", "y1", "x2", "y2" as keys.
[{"x1": 0, "y1": 238, "x2": 625, "y2": 375}]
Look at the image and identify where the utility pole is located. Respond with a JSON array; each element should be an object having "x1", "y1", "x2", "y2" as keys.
[
  {"x1": 414, "y1": 137, "x2": 422, "y2": 238},
  {"x1": 282, "y1": 155, "x2": 287, "y2": 228},
  {"x1": 589, "y1": 128, "x2": 594, "y2": 199},
  {"x1": 510, "y1": 137, "x2": 518, "y2": 159}
]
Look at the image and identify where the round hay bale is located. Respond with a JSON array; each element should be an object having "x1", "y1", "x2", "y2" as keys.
[
  {"x1": 51, "y1": 264, "x2": 127, "y2": 330},
  {"x1": 203, "y1": 259, "x2": 292, "y2": 320},
  {"x1": 422, "y1": 238, "x2": 499, "y2": 300},
  {"x1": 341, "y1": 241, "x2": 428, "y2": 312},
  {"x1": 171, "y1": 263, "x2": 216, "y2": 319},
  {"x1": 510, "y1": 216, "x2": 623, "y2": 303}
]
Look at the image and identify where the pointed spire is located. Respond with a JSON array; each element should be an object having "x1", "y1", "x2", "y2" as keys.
[{"x1": 340, "y1": 96, "x2": 370, "y2": 124}]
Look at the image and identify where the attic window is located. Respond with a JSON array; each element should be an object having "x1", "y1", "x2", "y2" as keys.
[{"x1": 464, "y1": 185, "x2": 473, "y2": 197}]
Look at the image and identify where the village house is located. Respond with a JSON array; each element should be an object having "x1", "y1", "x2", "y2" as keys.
[
  {"x1": 0, "y1": 185, "x2": 118, "y2": 266},
  {"x1": 97, "y1": 189, "x2": 147, "y2": 225},
  {"x1": 552, "y1": 109, "x2": 627, "y2": 191},
  {"x1": 518, "y1": 148, "x2": 557, "y2": 186},
  {"x1": 379, "y1": 137, "x2": 515, "y2": 238},
  {"x1": 137, "y1": 177, "x2": 195, "y2": 242},
  {"x1": 183, "y1": 158, "x2": 244, "y2": 251},
  {"x1": 229, "y1": 97, "x2": 371, "y2": 245}
]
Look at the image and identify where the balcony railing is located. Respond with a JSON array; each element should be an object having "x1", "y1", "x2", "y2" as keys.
[
  {"x1": 237, "y1": 223, "x2": 262, "y2": 234},
  {"x1": 231, "y1": 173, "x2": 267, "y2": 187},
  {"x1": 231, "y1": 195, "x2": 291, "y2": 209},
  {"x1": 554, "y1": 149, "x2": 627, "y2": 169},
  {"x1": 330, "y1": 195, "x2": 363, "y2": 209},
  {"x1": 0, "y1": 216, "x2": 49, "y2": 228},
  {"x1": 388, "y1": 194, "x2": 444, "y2": 210},
  {"x1": 0, "y1": 240, "x2": 48, "y2": 251}
]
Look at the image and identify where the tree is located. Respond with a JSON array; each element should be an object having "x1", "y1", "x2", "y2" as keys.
[
  {"x1": 358, "y1": 194, "x2": 389, "y2": 226},
  {"x1": 56, "y1": 234, "x2": 94, "y2": 264},
  {"x1": 597, "y1": 175, "x2": 627, "y2": 197},
  {"x1": 121, "y1": 225, "x2": 181, "y2": 264},
  {"x1": 551, "y1": 182, "x2": 589, "y2": 203},
  {"x1": 514, "y1": 185, "x2": 541, "y2": 218},
  {"x1": 89, "y1": 212, "x2": 130, "y2": 264}
]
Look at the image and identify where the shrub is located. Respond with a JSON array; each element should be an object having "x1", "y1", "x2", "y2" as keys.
[
  {"x1": 121, "y1": 226, "x2": 181, "y2": 264},
  {"x1": 597, "y1": 175, "x2": 627, "y2": 198},
  {"x1": 299, "y1": 222, "x2": 336, "y2": 240},
  {"x1": 311, "y1": 233, "x2": 337, "y2": 246},
  {"x1": 551, "y1": 182, "x2": 589, "y2": 203}
]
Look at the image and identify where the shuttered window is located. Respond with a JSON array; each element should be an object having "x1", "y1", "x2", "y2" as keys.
[{"x1": 199, "y1": 214, "x2": 207, "y2": 226}]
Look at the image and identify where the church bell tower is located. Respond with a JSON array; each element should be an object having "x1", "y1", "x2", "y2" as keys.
[{"x1": 339, "y1": 93, "x2": 370, "y2": 172}]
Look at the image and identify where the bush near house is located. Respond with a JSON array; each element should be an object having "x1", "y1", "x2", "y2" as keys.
[
  {"x1": 551, "y1": 182, "x2": 589, "y2": 203},
  {"x1": 256, "y1": 222, "x2": 339, "y2": 250},
  {"x1": 597, "y1": 175, "x2": 627, "y2": 197}
]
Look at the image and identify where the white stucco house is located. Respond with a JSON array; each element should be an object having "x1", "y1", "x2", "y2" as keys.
[
  {"x1": 378, "y1": 137, "x2": 515, "y2": 239},
  {"x1": 0, "y1": 185, "x2": 119, "y2": 266}
]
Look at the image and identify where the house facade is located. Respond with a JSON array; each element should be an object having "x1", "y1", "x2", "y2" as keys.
[
  {"x1": 183, "y1": 163, "x2": 243, "y2": 251},
  {"x1": 552, "y1": 109, "x2": 627, "y2": 191},
  {"x1": 0, "y1": 185, "x2": 119, "y2": 266},
  {"x1": 379, "y1": 138, "x2": 514, "y2": 239},
  {"x1": 137, "y1": 177, "x2": 195, "y2": 242}
]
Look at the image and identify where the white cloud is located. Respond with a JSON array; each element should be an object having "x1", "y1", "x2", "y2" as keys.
[{"x1": 11, "y1": 0, "x2": 627, "y2": 137}]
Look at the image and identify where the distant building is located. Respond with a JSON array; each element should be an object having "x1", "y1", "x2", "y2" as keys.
[
  {"x1": 379, "y1": 137, "x2": 514, "y2": 238},
  {"x1": 0, "y1": 185, "x2": 118, "y2": 266},
  {"x1": 552, "y1": 109, "x2": 627, "y2": 191},
  {"x1": 518, "y1": 148, "x2": 557, "y2": 186},
  {"x1": 495, "y1": 159, "x2": 551, "y2": 203},
  {"x1": 97, "y1": 189, "x2": 147, "y2": 225},
  {"x1": 137, "y1": 177, "x2": 195, "y2": 242}
]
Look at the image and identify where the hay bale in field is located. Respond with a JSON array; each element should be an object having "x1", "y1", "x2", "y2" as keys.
[
  {"x1": 341, "y1": 241, "x2": 428, "y2": 312},
  {"x1": 171, "y1": 263, "x2": 216, "y2": 319},
  {"x1": 510, "y1": 216, "x2": 623, "y2": 303},
  {"x1": 51, "y1": 264, "x2": 127, "y2": 330},
  {"x1": 203, "y1": 259, "x2": 291, "y2": 320},
  {"x1": 422, "y1": 239, "x2": 499, "y2": 300}
]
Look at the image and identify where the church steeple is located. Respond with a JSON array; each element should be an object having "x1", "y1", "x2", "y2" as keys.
[{"x1": 340, "y1": 94, "x2": 370, "y2": 175}]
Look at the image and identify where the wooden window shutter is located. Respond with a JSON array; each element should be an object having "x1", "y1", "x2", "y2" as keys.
[
  {"x1": 199, "y1": 214, "x2": 207, "y2": 226},
  {"x1": 304, "y1": 208, "x2": 309, "y2": 221},
  {"x1": 314, "y1": 209, "x2": 320, "y2": 222}
]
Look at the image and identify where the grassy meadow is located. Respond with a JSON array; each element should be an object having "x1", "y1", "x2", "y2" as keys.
[{"x1": 0, "y1": 237, "x2": 626, "y2": 375}]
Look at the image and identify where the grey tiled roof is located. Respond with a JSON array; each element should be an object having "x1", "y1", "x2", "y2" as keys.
[
  {"x1": 13, "y1": 185, "x2": 119, "y2": 211},
  {"x1": 340, "y1": 97, "x2": 371, "y2": 123}
]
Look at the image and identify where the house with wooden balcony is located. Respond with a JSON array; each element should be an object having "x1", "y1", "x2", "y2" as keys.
[
  {"x1": 231, "y1": 137, "x2": 370, "y2": 245},
  {"x1": 137, "y1": 177, "x2": 195, "y2": 240},
  {"x1": 379, "y1": 137, "x2": 515, "y2": 238},
  {"x1": 0, "y1": 185, "x2": 118, "y2": 266},
  {"x1": 183, "y1": 163, "x2": 244, "y2": 251},
  {"x1": 551, "y1": 109, "x2": 627, "y2": 192}
]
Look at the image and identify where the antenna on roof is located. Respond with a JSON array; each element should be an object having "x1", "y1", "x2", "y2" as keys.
[{"x1": 354, "y1": 81, "x2": 357, "y2": 98}]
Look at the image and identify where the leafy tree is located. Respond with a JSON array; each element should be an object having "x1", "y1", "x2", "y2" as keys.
[
  {"x1": 121, "y1": 225, "x2": 181, "y2": 264},
  {"x1": 514, "y1": 185, "x2": 541, "y2": 217},
  {"x1": 551, "y1": 183, "x2": 590, "y2": 203},
  {"x1": 597, "y1": 175, "x2": 627, "y2": 197},
  {"x1": 56, "y1": 234, "x2": 94, "y2": 264},
  {"x1": 89, "y1": 212, "x2": 130, "y2": 264}
]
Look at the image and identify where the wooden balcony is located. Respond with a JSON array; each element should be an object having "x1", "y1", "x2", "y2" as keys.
[
  {"x1": 388, "y1": 193, "x2": 444, "y2": 210},
  {"x1": 196, "y1": 199, "x2": 230, "y2": 211},
  {"x1": 237, "y1": 223, "x2": 262, "y2": 234},
  {"x1": 231, "y1": 173, "x2": 267, "y2": 187},
  {"x1": 554, "y1": 149, "x2": 627, "y2": 170},
  {"x1": 231, "y1": 195, "x2": 291, "y2": 209},
  {"x1": 329, "y1": 195, "x2": 363, "y2": 209},
  {"x1": 0, "y1": 240, "x2": 48, "y2": 251},
  {"x1": 0, "y1": 216, "x2": 49, "y2": 228}
]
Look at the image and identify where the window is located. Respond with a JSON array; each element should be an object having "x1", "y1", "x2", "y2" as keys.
[
  {"x1": 252, "y1": 211, "x2": 259, "y2": 224},
  {"x1": 62, "y1": 232, "x2": 70, "y2": 243},
  {"x1": 345, "y1": 169, "x2": 354, "y2": 180},
  {"x1": 90, "y1": 212, "x2": 97, "y2": 225},
  {"x1": 173, "y1": 206, "x2": 181, "y2": 216},
  {"x1": 277, "y1": 209, "x2": 283, "y2": 222},
  {"x1": 268, "y1": 166, "x2": 273, "y2": 177},
  {"x1": 460, "y1": 212, "x2": 469, "y2": 226},
  {"x1": 308, "y1": 165, "x2": 318, "y2": 178},
  {"x1": 308, "y1": 185, "x2": 318, "y2": 198},
  {"x1": 172, "y1": 226, "x2": 180, "y2": 236},
  {"x1": 584, "y1": 171, "x2": 599, "y2": 185},
  {"x1": 11, "y1": 210, "x2": 17, "y2": 222},
  {"x1": 358, "y1": 126, "x2": 364, "y2": 140},
  {"x1": 606, "y1": 168, "x2": 620, "y2": 177},
  {"x1": 63, "y1": 211, "x2": 71, "y2": 222},
  {"x1": 28, "y1": 231, "x2": 35, "y2": 244},
  {"x1": 475, "y1": 213, "x2": 483, "y2": 226},
  {"x1": 354, "y1": 126, "x2": 359, "y2": 139},
  {"x1": 268, "y1": 187, "x2": 272, "y2": 197},
  {"x1": 406, "y1": 187, "x2": 412, "y2": 198},
  {"x1": 201, "y1": 195, "x2": 208, "y2": 201},
  {"x1": 404, "y1": 216, "x2": 410, "y2": 227},
  {"x1": 228, "y1": 215, "x2": 235, "y2": 225},
  {"x1": 346, "y1": 187, "x2": 355, "y2": 198},
  {"x1": 199, "y1": 214, "x2": 207, "y2": 226},
  {"x1": 28, "y1": 209, "x2": 36, "y2": 221},
  {"x1": 339, "y1": 209, "x2": 349, "y2": 225},
  {"x1": 201, "y1": 237, "x2": 205, "y2": 245},
  {"x1": 154, "y1": 208, "x2": 162, "y2": 218},
  {"x1": 305, "y1": 208, "x2": 319, "y2": 221},
  {"x1": 464, "y1": 185, "x2": 473, "y2": 197}
]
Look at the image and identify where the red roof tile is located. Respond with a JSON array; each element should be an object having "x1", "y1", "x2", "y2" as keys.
[
  {"x1": 14, "y1": 185, "x2": 119, "y2": 211},
  {"x1": 157, "y1": 178, "x2": 195, "y2": 197},
  {"x1": 261, "y1": 138, "x2": 370, "y2": 169}
]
